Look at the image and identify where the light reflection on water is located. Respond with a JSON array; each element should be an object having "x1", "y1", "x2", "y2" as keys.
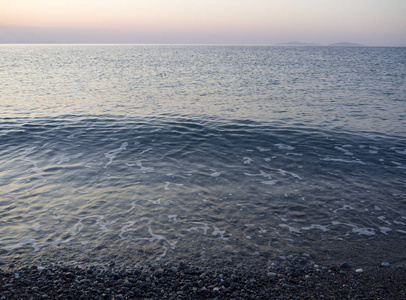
[{"x1": 1, "y1": 45, "x2": 405, "y2": 135}]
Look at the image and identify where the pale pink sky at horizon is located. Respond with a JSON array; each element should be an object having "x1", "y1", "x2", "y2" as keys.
[{"x1": 1, "y1": 0, "x2": 405, "y2": 45}]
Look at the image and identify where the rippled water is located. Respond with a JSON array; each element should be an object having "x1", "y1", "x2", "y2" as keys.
[{"x1": 0, "y1": 45, "x2": 405, "y2": 268}]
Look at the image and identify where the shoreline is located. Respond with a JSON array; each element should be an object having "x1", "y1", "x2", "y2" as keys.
[{"x1": 1, "y1": 257, "x2": 405, "y2": 299}]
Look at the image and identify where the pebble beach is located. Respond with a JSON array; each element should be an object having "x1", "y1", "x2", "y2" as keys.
[{"x1": 1, "y1": 256, "x2": 406, "y2": 299}]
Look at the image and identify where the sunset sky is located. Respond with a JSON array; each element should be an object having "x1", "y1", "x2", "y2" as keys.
[{"x1": 1, "y1": 0, "x2": 405, "y2": 45}]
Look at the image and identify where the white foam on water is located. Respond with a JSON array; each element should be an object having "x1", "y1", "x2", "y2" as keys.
[
  {"x1": 261, "y1": 180, "x2": 278, "y2": 185},
  {"x1": 374, "y1": 206, "x2": 382, "y2": 211},
  {"x1": 97, "y1": 219, "x2": 117, "y2": 233},
  {"x1": 119, "y1": 221, "x2": 136, "y2": 240},
  {"x1": 285, "y1": 153, "x2": 303, "y2": 156},
  {"x1": 277, "y1": 169, "x2": 302, "y2": 180},
  {"x1": 378, "y1": 216, "x2": 392, "y2": 225},
  {"x1": 279, "y1": 224, "x2": 301, "y2": 233},
  {"x1": 257, "y1": 147, "x2": 271, "y2": 152},
  {"x1": 342, "y1": 145, "x2": 353, "y2": 148},
  {"x1": 333, "y1": 205, "x2": 355, "y2": 213},
  {"x1": 2, "y1": 237, "x2": 40, "y2": 252},
  {"x1": 335, "y1": 146, "x2": 353, "y2": 156},
  {"x1": 136, "y1": 161, "x2": 154, "y2": 172},
  {"x1": 104, "y1": 142, "x2": 128, "y2": 168},
  {"x1": 243, "y1": 157, "x2": 253, "y2": 164},
  {"x1": 395, "y1": 149, "x2": 406, "y2": 155},
  {"x1": 379, "y1": 227, "x2": 392, "y2": 235},
  {"x1": 133, "y1": 226, "x2": 177, "y2": 246},
  {"x1": 398, "y1": 230, "x2": 406, "y2": 234},
  {"x1": 164, "y1": 182, "x2": 171, "y2": 191},
  {"x1": 263, "y1": 158, "x2": 271, "y2": 162},
  {"x1": 332, "y1": 221, "x2": 375, "y2": 236},
  {"x1": 212, "y1": 226, "x2": 229, "y2": 241},
  {"x1": 69, "y1": 221, "x2": 84, "y2": 236},
  {"x1": 147, "y1": 199, "x2": 162, "y2": 205},
  {"x1": 391, "y1": 161, "x2": 402, "y2": 166},
  {"x1": 125, "y1": 163, "x2": 135, "y2": 166},
  {"x1": 301, "y1": 224, "x2": 329, "y2": 232},
  {"x1": 244, "y1": 170, "x2": 272, "y2": 179},
  {"x1": 394, "y1": 221, "x2": 406, "y2": 225},
  {"x1": 184, "y1": 222, "x2": 210, "y2": 235},
  {"x1": 210, "y1": 171, "x2": 222, "y2": 177},
  {"x1": 139, "y1": 148, "x2": 152, "y2": 155},
  {"x1": 158, "y1": 246, "x2": 168, "y2": 260},
  {"x1": 244, "y1": 172, "x2": 264, "y2": 178},
  {"x1": 322, "y1": 157, "x2": 365, "y2": 164},
  {"x1": 275, "y1": 144, "x2": 295, "y2": 150},
  {"x1": 168, "y1": 215, "x2": 178, "y2": 222}
]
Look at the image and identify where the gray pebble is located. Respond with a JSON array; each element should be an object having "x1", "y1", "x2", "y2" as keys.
[{"x1": 267, "y1": 272, "x2": 277, "y2": 277}]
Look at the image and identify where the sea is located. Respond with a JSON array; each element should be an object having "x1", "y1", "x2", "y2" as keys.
[{"x1": 0, "y1": 45, "x2": 405, "y2": 269}]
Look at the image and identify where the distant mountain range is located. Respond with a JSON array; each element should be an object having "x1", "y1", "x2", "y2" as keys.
[{"x1": 278, "y1": 41, "x2": 366, "y2": 47}]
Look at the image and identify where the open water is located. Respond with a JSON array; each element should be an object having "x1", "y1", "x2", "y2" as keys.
[{"x1": 0, "y1": 45, "x2": 405, "y2": 268}]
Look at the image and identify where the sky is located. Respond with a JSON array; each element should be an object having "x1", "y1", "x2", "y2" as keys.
[{"x1": 1, "y1": 0, "x2": 405, "y2": 46}]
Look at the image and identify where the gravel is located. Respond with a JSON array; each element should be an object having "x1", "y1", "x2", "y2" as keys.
[{"x1": 1, "y1": 258, "x2": 405, "y2": 299}]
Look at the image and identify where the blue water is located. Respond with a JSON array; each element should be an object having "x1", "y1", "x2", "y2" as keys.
[{"x1": 0, "y1": 45, "x2": 405, "y2": 268}]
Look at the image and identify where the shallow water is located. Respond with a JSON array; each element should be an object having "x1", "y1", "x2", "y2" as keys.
[{"x1": 0, "y1": 45, "x2": 405, "y2": 267}]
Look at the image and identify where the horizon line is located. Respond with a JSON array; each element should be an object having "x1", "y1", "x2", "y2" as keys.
[{"x1": 1, "y1": 42, "x2": 406, "y2": 47}]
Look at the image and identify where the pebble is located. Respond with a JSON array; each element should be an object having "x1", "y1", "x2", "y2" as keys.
[{"x1": 340, "y1": 262, "x2": 352, "y2": 269}]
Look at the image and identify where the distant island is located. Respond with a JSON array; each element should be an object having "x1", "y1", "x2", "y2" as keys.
[{"x1": 277, "y1": 41, "x2": 367, "y2": 47}]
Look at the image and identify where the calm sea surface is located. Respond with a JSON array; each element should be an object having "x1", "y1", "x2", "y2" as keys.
[{"x1": 1, "y1": 45, "x2": 405, "y2": 268}]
